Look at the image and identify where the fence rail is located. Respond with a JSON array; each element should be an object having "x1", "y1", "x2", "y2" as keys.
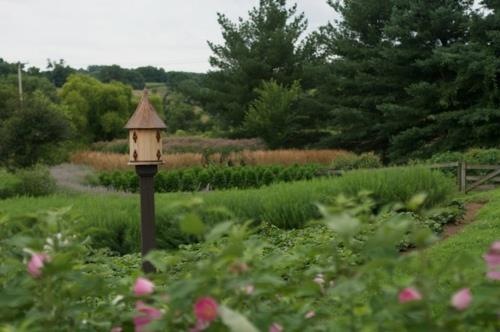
[{"x1": 430, "y1": 162, "x2": 500, "y2": 193}]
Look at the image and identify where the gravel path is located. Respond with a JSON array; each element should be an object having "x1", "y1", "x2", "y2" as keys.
[{"x1": 49, "y1": 163, "x2": 122, "y2": 194}]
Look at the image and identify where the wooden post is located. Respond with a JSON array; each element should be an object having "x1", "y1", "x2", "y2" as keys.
[
  {"x1": 136, "y1": 165, "x2": 158, "y2": 273},
  {"x1": 459, "y1": 161, "x2": 467, "y2": 193}
]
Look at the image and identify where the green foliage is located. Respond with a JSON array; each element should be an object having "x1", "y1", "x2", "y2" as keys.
[
  {"x1": 0, "y1": 193, "x2": 497, "y2": 331},
  {"x1": 204, "y1": 0, "x2": 310, "y2": 129},
  {"x1": 164, "y1": 91, "x2": 210, "y2": 134},
  {"x1": 0, "y1": 166, "x2": 56, "y2": 199},
  {"x1": 331, "y1": 152, "x2": 382, "y2": 170},
  {"x1": 0, "y1": 91, "x2": 73, "y2": 168},
  {"x1": 429, "y1": 148, "x2": 500, "y2": 165},
  {"x1": 98, "y1": 164, "x2": 323, "y2": 193},
  {"x1": 60, "y1": 74, "x2": 134, "y2": 142},
  {"x1": 244, "y1": 80, "x2": 302, "y2": 148}
]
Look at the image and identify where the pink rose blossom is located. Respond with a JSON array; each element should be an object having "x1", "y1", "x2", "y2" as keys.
[
  {"x1": 134, "y1": 301, "x2": 162, "y2": 332},
  {"x1": 134, "y1": 277, "x2": 155, "y2": 296},
  {"x1": 313, "y1": 273, "x2": 325, "y2": 286},
  {"x1": 451, "y1": 288, "x2": 472, "y2": 311},
  {"x1": 111, "y1": 327, "x2": 122, "y2": 332},
  {"x1": 269, "y1": 323, "x2": 283, "y2": 332},
  {"x1": 398, "y1": 287, "x2": 422, "y2": 303},
  {"x1": 487, "y1": 271, "x2": 500, "y2": 280},
  {"x1": 305, "y1": 311, "x2": 316, "y2": 319},
  {"x1": 27, "y1": 253, "x2": 50, "y2": 278},
  {"x1": 194, "y1": 297, "x2": 218, "y2": 323},
  {"x1": 484, "y1": 241, "x2": 500, "y2": 280}
]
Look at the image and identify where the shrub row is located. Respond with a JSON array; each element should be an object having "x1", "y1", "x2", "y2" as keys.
[
  {"x1": 428, "y1": 148, "x2": 500, "y2": 165},
  {"x1": 330, "y1": 152, "x2": 382, "y2": 170},
  {"x1": 0, "y1": 166, "x2": 56, "y2": 199},
  {"x1": 98, "y1": 164, "x2": 323, "y2": 192}
]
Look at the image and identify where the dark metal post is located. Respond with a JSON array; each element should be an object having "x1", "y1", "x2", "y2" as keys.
[{"x1": 135, "y1": 165, "x2": 158, "y2": 273}]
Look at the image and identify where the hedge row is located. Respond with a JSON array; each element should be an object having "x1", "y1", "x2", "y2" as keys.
[
  {"x1": 98, "y1": 164, "x2": 323, "y2": 192},
  {"x1": 0, "y1": 166, "x2": 57, "y2": 199}
]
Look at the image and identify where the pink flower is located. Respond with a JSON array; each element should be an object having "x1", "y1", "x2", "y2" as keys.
[
  {"x1": 305, "y1": 311, "x2": 316, "y2": 319},
  {"x1": 484, "y1": 241, "x2": 500, "y2": 280},
  {"x1": 243, "y1": 284, "x2": 255, "y2": 295},
  {"x1": 189, "y1": 319, "x2": 209, "y2": 332},
  {"x1": 269, "y1": 323, "x2": 283, "y2": 332},
  {"x1": 487, "y1": 271, "x2": 500, "y2": 280},
  {"x1": 398, "y1": 287, "x2": 423, "y2": 303},
  {"x1": 134, "y1": 277, "x2": 155, "y2": 296},
  {"x1": 484, "y1": 241, "x2": 500, "y2": 269},
  {"x1": 27, "y1": 253, "x2": 50, "y2": 278},
  {"x1": 111, "y1": 327, "x2": 122, "y2": 332},
  {"x1": 451, "y1": 288, "x2": 472, "y2": 311},
  {"x1": 134, "y1": 301, "x2": 162, "y2": 332},
  {"x1": 194, "y1": 297, "x2": 218, "y2": 323},
  {"x1": 313, "y1": 273, "x2": 325, "y2": 286}
]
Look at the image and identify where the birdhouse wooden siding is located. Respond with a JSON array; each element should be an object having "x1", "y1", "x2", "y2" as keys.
[{"x1": 125, "y1": 90, "x2": 167, "y2": 165}]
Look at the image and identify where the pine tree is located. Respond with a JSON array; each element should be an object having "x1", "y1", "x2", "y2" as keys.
[{"x1": 204, "y1": 0, "x2": 308, "y2": 130}]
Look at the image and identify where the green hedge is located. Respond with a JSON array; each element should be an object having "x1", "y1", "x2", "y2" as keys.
[
  {"x1": 0, "y1": 166, "x2": 456, "y2": 254},
  {"x1": 0, "y1": 166, "x2": 56, "y2": 199},
  {"x1": 98, "y1": 164, "x2": 322, "y2": 192},
  {"x1": 429, "y1": 148, "x2": 500, "y2": 165}
]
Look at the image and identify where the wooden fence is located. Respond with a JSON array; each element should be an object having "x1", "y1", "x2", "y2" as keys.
[{"x1": 430, "y1": 162, "x2": 500, "y2": 193}]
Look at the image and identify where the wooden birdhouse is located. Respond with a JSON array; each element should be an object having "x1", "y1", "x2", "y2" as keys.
[{"x1": 125, "y1": 89, "x2": 167, "y2": 165}]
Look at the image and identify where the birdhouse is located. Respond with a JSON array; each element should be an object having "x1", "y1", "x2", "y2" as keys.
[{"x1": 125, "y1": 89, "x2": 167, "y2": 165}]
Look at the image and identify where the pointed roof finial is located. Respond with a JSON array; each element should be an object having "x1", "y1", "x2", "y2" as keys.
[{"x1": 125, "y1": 89, "x2": 166, "y2": 129}]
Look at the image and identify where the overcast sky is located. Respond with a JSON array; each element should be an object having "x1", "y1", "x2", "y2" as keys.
[{"x1": 0, "y1": 0, "x2": 335, "y2": 73}]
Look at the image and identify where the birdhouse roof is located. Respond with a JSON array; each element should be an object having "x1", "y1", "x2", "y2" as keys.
[{"x1": 125, "y1": 89, "x2": 167, "y2": 129}]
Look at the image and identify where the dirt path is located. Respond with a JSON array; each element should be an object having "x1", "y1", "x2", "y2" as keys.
[
  {"x1": 49, "y1": 163, "x2": 124, "y2": 194},
  {"x1": 442, "y1": 202, "x2": 485, "y2": 239}
]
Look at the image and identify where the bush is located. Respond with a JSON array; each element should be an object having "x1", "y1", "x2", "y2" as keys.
[
  {"x1": 98, "y1": 164, "x2": 325, "y2": 193},
  {"x1": 429, "y1": 148, "x2": 500, "y2": 165},
  {"x1": 15, "y1": 166, "x2": 57, "y2": 197},
  {"x1": 0, "y1": 166, "x2": 56, "y2": 199},
  {"x1": 331, "y1": 152, "x2": 382, "y2": 170},
  {"x1": 0, "y1": 169, "x2": 21, "y2": 199},
  {"x1": 1, "y1": 197, "x2": 497, "y2": 331}
]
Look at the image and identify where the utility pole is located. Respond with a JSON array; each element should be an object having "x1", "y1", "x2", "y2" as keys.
[{"x1": 17, "y1": 62, "x2": 24, "y2": 108}]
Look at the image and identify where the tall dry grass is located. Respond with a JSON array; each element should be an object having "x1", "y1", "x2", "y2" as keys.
[
  {"x1": 71, "y1": 151, "x2": 203, "y2": 171},
  {"x1": 71, "y1": 149, "x2": 351, "y2": 171}
]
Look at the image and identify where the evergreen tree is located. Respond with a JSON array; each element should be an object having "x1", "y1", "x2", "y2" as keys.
[{"x1": 204, "y1": 0, "x2": 309, "y2": 130}]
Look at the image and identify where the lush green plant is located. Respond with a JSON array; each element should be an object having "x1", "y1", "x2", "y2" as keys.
[
  {"x1": 0, "y1": 166, "x2": 56, "y2": 199},
  {"x1": 331, "y1": 152, "x2": 382, "y2": 170},
  {"x1": 98, "y1": 164, "x2": 323, "y2": 193},
  {"x1": 14, "y1": 165, "x2": 57, "y2": 197},
  {"x1": 429, "y1": 149, "x2": 500, "y2": 165},
  {"x1": 0, "y1": 195, "x2": 498, "y2": 331},
  {"x1": 0, "y1": 169, "x2": 21, "y2": 199}
]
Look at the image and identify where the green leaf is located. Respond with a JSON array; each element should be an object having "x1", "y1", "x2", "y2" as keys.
[
  {"x1": 179, "y1": 213, "x2": 206, "y2": 236},
  {"x1": 219, "y1": 305, "x2": 260, "y2": 332},
  {"x1": 205, "y1": 221, "x2": 233, "y2": 242}
]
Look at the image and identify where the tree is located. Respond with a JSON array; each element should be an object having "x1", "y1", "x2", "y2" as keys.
[
  {"x1": 244, "y1": 80, "x2": 302, "y2": 148},
  {"x1": 60, "y1": 74, "x2": 134, "y2": 141},
  {"x1": 87, "y1": 65, "x2": 145, "y2": 89},
  {"x1": 0, "y1": 91, "x2": 72, "y2": 167},
  {"x1": 164, "y1": 91, "x2": 209, "y2": 134},
  {"x1": 46, "y1": 59, "x2": 76, "y2": 87},
  {"x1": 317, "y1": 0, "x2": 483, "y2": 161},
  {"x1": 204, "y1": 0, "x2": 309, "y2": 130}
]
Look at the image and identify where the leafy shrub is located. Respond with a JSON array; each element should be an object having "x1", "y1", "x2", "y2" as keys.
[
  {"x1": 98, "y1": 165, "x2": 325, "y2": 193},
  {"x1": 0, "y1": 166, "x2": 56, "y2": 199},
  {"x1": 331, "y1": 152, "x2": 382, "y2": 170},
  {"x1": 0, "y1": 169, "x2": 21, "y2": 199},
  {"x1": 1, "y1": 197, "x2": 498, "y2": 331},
  {"x1": 15, "y1": 166, "x2": 57, "y2": 197},
  {"x1": 429, "y1": 148, "x2": 500, "y2": 165}
]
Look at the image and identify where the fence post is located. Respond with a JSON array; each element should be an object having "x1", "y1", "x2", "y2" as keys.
[{"x1": 458, "y1": 161, "x2": 467, "y2": 193}]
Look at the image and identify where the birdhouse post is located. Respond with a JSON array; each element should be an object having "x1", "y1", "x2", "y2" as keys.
[{"x1": 125, "y1": 89, "x2": 166, "y2": 273}]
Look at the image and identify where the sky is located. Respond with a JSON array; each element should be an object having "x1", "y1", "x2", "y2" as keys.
[{"x1": 0, "y1": 0, "x2": 335, "y2": 73}]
